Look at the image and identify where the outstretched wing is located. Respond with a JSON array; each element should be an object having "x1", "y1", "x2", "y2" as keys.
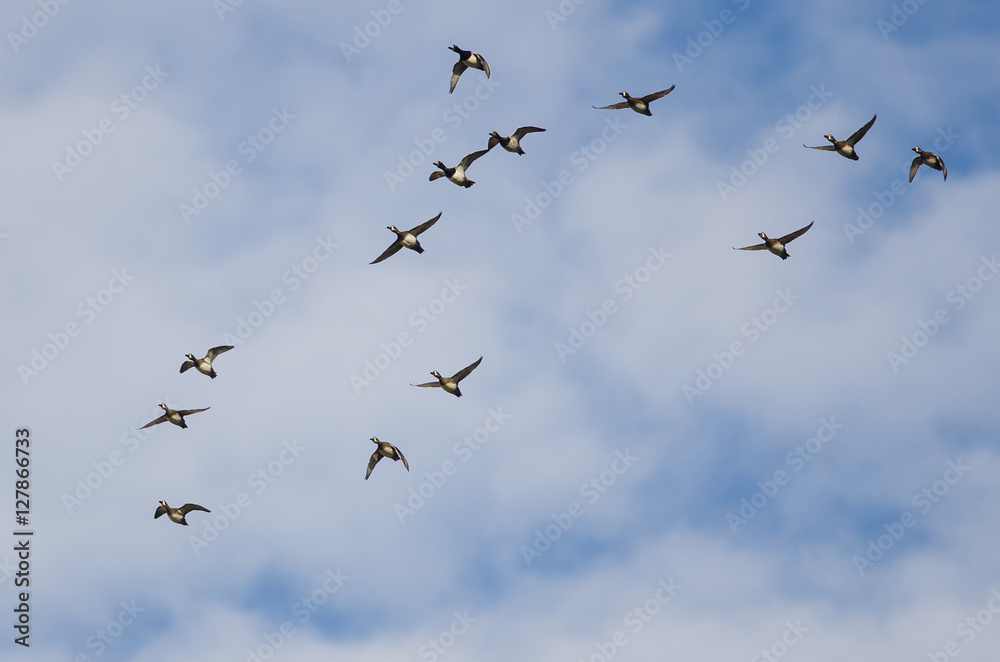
[
  {"x1": 777, "y1": 221, "x2": 814, "y2": 245},
  {"x1": 734, "y1": 242, "x2": 768, "y2": 252},
  {"x1": 458, "y1": 148, "x2": 492, "y2": 170},
  {"x1": 371, "y1": 241, "x2": 403, "y2": 264},
  {"x1": 154, "y1": 504, "x2": 167, "y2": 519},
  {"x1": 450, "y1": 61, "x2": 467, "y2": 94},
  {"x1": 177, "y1": 407, "x2": 210, "y2": 417},
  {"x1": 140, "y1": 415, "x2": 168, "y2": 430},
  {"x1": 452, "y1": 356, "x2": 483, "y2": 382},
  {"x1": 179, "y1": 503, "x2": 210, "y2": 515},
  {"x1": 429, "y1": 170, "x2": 447, "y2": 182},
  {"x1": 909, "y1": 156, "x2": 921, "y2": 183},
  {"x1": 640, "y1": 85, "x2": 675, "y2": 103},
  {"x1": 479, "y1": 55, "x2": 490, "y2": 78},
  {"x1": 206, "y1": 345, "x2": 233, "y2": 360},
  {"x1": 594, "y1": 101, "x2": 629, "y2": 110},
  {"x1": 803, "y1": 144, "x2": 837, "y2": 151},
  {"x1": 397, "y1": 447, "x2": 410, "y2": 471},
  {"x1": 939, "y1": 158, "x2": 948, "y2": 181},
  {"x1": 411, "y1": 381, "x2": 442, "y2": 388},
  {"x1": 487, "y1": 134, "x2": 501, "y2": 149},
  {"x1": 366, "y1": 450, "x2": 382, "y2": 480},
  {"x1": 179, "y1": 360, "x2": 195, "y2": 374},
  {"x1": 512, "y1": 126, "x2": 545, "y2": 140},
  {"x1": 410, "y1": 212, "x2": 442, "y2": 237},
  {"x1": 847, "y1": 114, "x2": 877, "y2": 146}
]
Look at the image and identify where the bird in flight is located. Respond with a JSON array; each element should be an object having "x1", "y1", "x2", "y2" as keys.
[
  {"x1": 803, "y1": 114, "x2": 877, "y2": 160},
  {"x1": 412, "y1": 356, "x2": 483, "y2": 397},
  {"x1": 734, "y1": 222, "x2": 814, "y2": 260},
  {"x1": 594, "y1": 86, "x2": 675, "y2": 116}
]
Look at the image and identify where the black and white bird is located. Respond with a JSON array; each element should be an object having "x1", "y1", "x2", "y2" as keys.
[
  {"x1": 594, "y1": 86, "x2": 675, "y2": 116},
  {"x1": 370, "y1": 213, "x2": 442, "y2": 264},
  {"x1": 734, "y1": 222, "x2": 814, "y2": 260},
  {"x1": 366, "y1": 437, "x2": 409, "y2": 480},
  {"x1": 449, "y1": 44, "x2": 490, "y2": 94}
]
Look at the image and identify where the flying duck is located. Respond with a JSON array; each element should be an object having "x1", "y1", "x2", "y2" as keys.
[
  {"x1": 449, "y1": 45, "x2": 490, "y2": 94},
  {"x1": 180, "y1": 345, "x2": 233, "y2": 379},
  {"x1": 594, "y1": 86, "x2": 675, "y2": 116},
  {"x1": 734, "y1": 222, "x2": 814, "y2": 260},
  {"x1": 909, "y1": 147, "x2": 947, "y2": 182},
  {"x1": 429, "y1": 147, "x2": 493, "y2": 188},
  {"x1": 366, "y1": 437, "x2": 409, "y2": 479},
  {"x1": 488, "y1": 127, "x2": 546, "y2": 155},
  {"x1": 804, "y1": 114, "x2": 877, "y2": 160},
  {"x1": 154, "y1": 500, "x2": 210, "y2": 526},
  {"x1": 412, "y1": 356, "x2": 482, "y2": 397},
  {"x1": 140, "y1": 403, "x2": 210, "y2": 429},
  {"x1": 370, "y1": 213, "x2": 442, "y2": 264}
]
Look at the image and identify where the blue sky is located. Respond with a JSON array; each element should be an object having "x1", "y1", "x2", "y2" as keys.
[{"x1": 3, "y1": 0, "x2": 1000, "y2": 660}]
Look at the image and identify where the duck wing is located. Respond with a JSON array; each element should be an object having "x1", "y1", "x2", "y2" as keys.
[
  {"x1": 410, "y1": 212, "x2": 442, "y2": 236},
  {"x1": 939, "y1": 157, "x2": 947, "y2": 181},
  {"x1": 594, "y1": 101, "x2": 630, "y2": 110},
  {"x1": 206, "y1": 345, "x2": 233, "y2": 360},
  {"x1": 371, "y1": 240, "x2": 403, "y2": 264},
  {"x1": 458, "y1": 148, "x2": 492, "y2": 170},
  {"x1": 476, "y1": 53, "x2": 490, "y2": 77},
  {"x1": 778, "y1": 221, "x2": 814, "y2": 244},
  {"x1": 909, "y1": 156, "x2": 922, "y2": 182},
  {"x1": 511, "y1": 126, "x2": 546, "y2": 140},
  {"x1": 734, "y1": 242, "x2": 769, "y2": 252},
  {"x1": 140, "y1": 414, "x2": 169, "y2": 429},
  {"x1": 846, "y1": 114, "x2": 877, "y2": 146},
  {"x1": 396, "y1": 446, "x2": 409, "y2": 471},
  {"x1": 179, "y1": 503, "x2": 210, "y2": 515},
  {"x1": 452, "y1": 356, "x2": 483, "y2": 382},
  {"x1": 450, "y1": 61, "x2": 467, "y2": 94},
  {"x1": 429, "y1": 170, "x2": 448, "y2": 182},
  {"x1": 154, "y1": 504, "x2": 168, "y2": 519},
  {"x1": 640, "y1": 85, "x2": 675, "y2": 103},
  {"x1": 411, "y1": 381, "x2": 442, "y2": 388},
  {"x1": 366, "y1": 450, "x2": 382, "y2": 479},
  {"x1": 177, "y1": 407, "x2": 210, "y2": 417},
  {"x1": 179, "y1": 360, "x2": 195, "y2": 374},
  {"x1": 803, "y1": 144, "x2": 837, "y2": 151}
]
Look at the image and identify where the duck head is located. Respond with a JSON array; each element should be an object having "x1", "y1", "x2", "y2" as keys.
[
  {"x1": 912, "y1": 146, "x2": 923, "y2": 154},
  {"x1": 758, "y1": 232, "x2": 769, "y2": 241},
  {"x1": 430, "y1": 370, "x2": 443, "y2": 379},
  {"x1": 823, "y1": 134, "x2": 836, "y2": 143}
]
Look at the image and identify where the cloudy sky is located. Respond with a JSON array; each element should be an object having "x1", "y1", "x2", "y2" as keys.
[{"x1": 3, "y1": 0, "x2": 1000, "y2": 660}]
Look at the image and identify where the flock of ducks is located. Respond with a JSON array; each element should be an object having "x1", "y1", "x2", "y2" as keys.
[{"x1": 148, "y1": 44, "x2": 950, "y2": 526}]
